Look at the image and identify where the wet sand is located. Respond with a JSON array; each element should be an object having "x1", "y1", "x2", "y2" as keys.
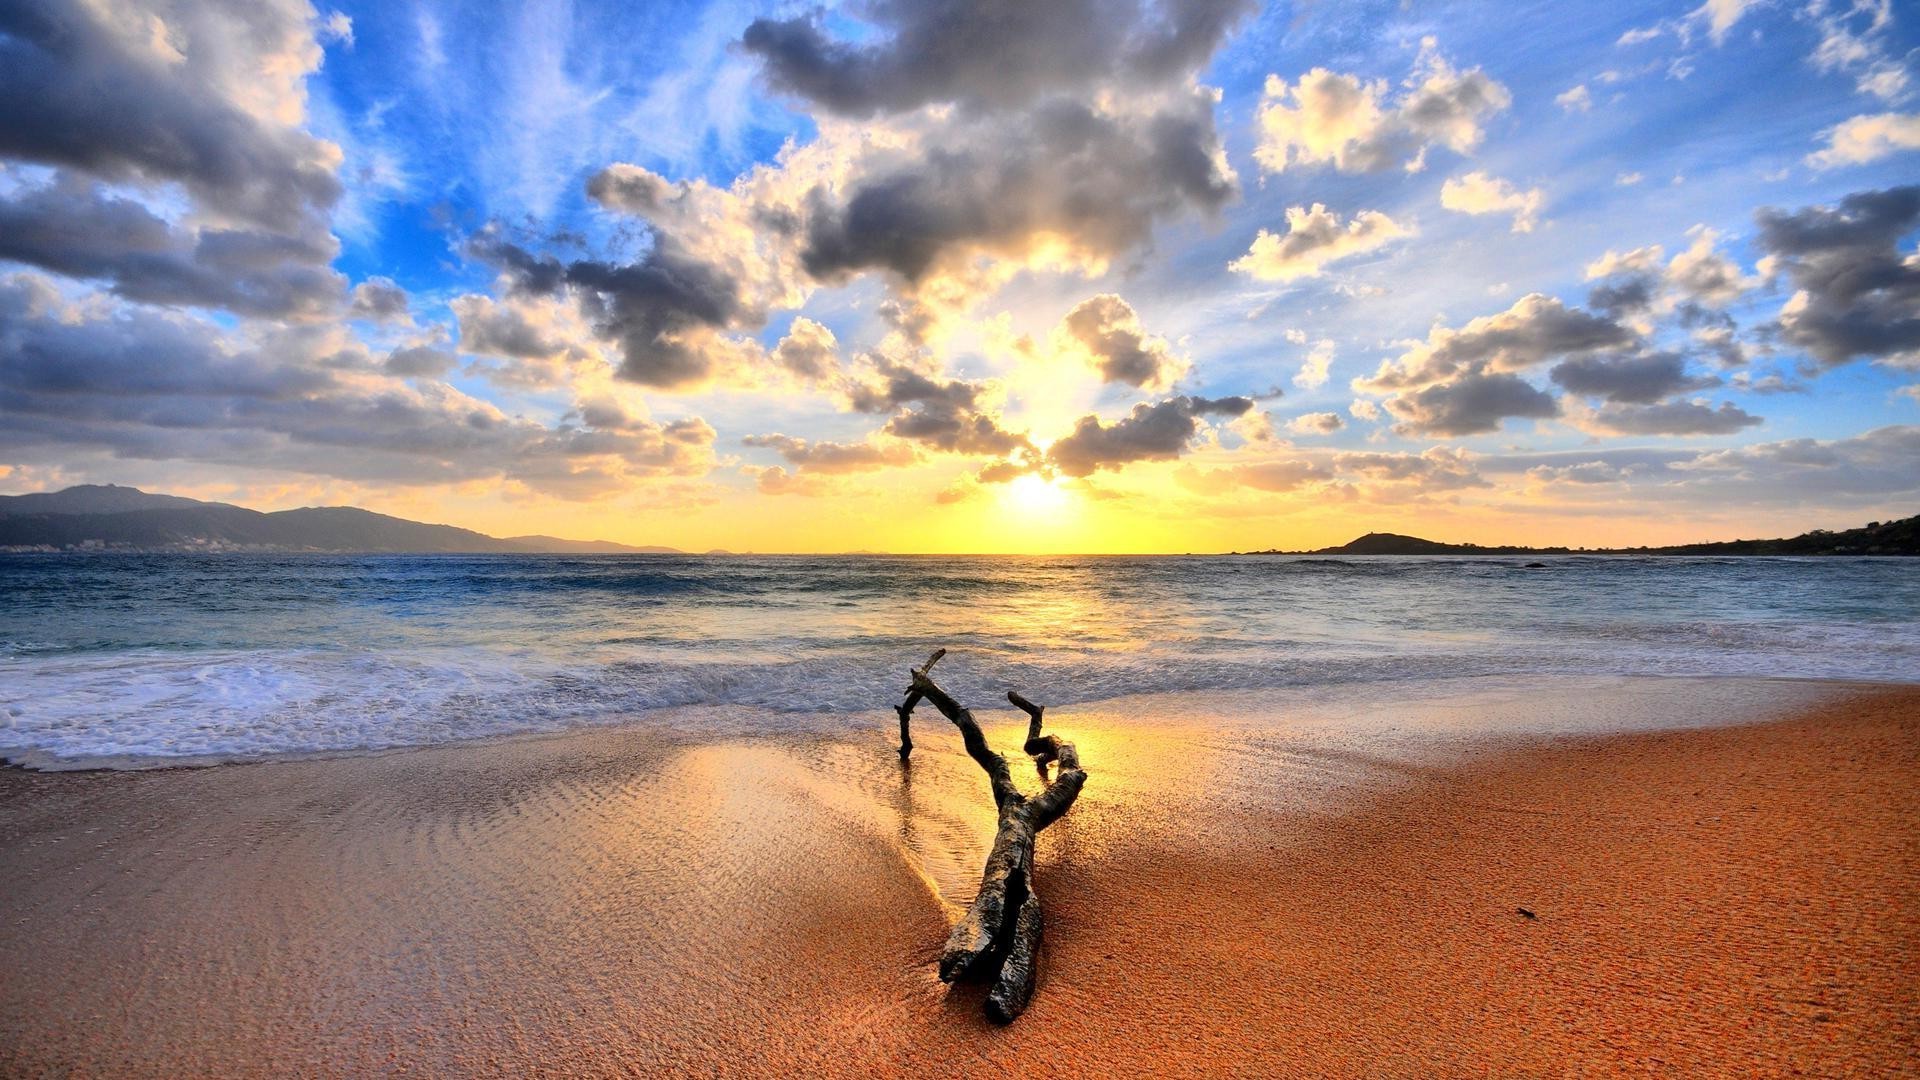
[{"x1": 1, "y1": 679, "x2": 1915, "y2": 1076}]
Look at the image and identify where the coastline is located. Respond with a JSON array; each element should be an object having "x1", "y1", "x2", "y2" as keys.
[{"x1": 2, "y1": 678, "x2": 1914, "y2": 1075}]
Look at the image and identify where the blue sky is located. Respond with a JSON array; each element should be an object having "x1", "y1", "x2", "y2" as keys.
[{"x1": 0, "y1": 0, "x2": 1916, "y2": 550}]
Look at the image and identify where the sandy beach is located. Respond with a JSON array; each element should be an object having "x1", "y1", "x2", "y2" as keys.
[{"x1": 1, "y1": 677, "x2": 1915, "y2": 1077}]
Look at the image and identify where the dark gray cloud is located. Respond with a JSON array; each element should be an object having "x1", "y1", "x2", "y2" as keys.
[
  {"x1": 1355, "y1": 294, "x2": 1647, "y2": 437},
  {"x1": 1756, "y1": 185, "x2": 1920, "y2": 367},
  {"x1": 1587, "y1": 275, "x2": 1657, "y2": 318},
  {"x1": 841, "y1": 357, "x2": 1033, "y2": 455},
  {"x1": 471, "y1": 231, "x2": 751, "y2": 389},
  {"x1": 383, "y1": 345, "x2": 458, "y2": 378},
  {"x1": 453, "y1": 295, "x2": 578, "y2": 360},
  {"x1": 350, "y1": 278, "x2": 410, "y2": 323},
  {"x1": 1380, "y1": 372, "x2": 1560, "y2": 437},
  {"x1": 1573, "y1": 399, "x2": 1763, "y2": 436},
  {"x1": 1061, "y1": 294, "x2": 1184, "y2": 388},
  {"x1": 799, "y1": 92, "x2": 1235, "y2": 287},
  {"x1": 0, "y1": 181, "x2": 345, "y2": 318},
  {"x1": 741, "y1": 0, "x2": 1253, "y2": 117},
  {"x1": 1047, "y1": 394, "x2": 1251, "y2": 476},
  {"x1": 0, "y1": 0, "x2": 341, "y2": 231},
  {"x1": 1418, "y1": 297, "x2": 1635, "y2": 379},
  {"x1": 1359, "y1": 295, "x2": 1637, "y2": 393},
  {"x1": 1550, "y1": 352, "x2": 1717, "y2": 404},
  {"x1": 0, "y1": 276, "x2": 713, "y2": 498}
]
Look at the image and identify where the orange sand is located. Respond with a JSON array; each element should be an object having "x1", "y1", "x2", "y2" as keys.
[{"x1": 0, "y1": 683, "x2": 1914, "y2": 1076}]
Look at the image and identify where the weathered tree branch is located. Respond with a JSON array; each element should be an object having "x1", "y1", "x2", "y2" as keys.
[{"x1": 893, "y1": 650, "x2": 1088, "y2": 1023}]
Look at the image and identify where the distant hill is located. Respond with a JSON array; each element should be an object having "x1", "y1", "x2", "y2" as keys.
[
  {"x1": 1246, "y1": 514, "x2": 1920, "y2": 557},
  {"x1": 503, "y1": 535, "x2": 682, "y2": 554},
  {"x1": 0, "y1": 484, "x2": 210, "y2": 516},
  {"x1": 1320, "y1": 532, "x2": 1559, "y2": 556},
  {"x1": 0, "y1": 485, "x2": 680, "y2": 554}
]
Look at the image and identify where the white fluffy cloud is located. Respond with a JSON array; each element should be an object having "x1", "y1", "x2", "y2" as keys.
[
  {"x1": 1253, "y1": 39, "x2": 1510, "y2": 175},
  {"x1": 1230, "y1": 205, "x2": 1412, "y2": 281},
  {"x1": 1439, "y1": 171, "x2": 1545, "y2": 233},
  {"x1": 1807, "y1": 112, "x2": 1920, "y2": 169},
  {"x1": 1294, "y1": 339, "x2": 1336, "y2": 389}
]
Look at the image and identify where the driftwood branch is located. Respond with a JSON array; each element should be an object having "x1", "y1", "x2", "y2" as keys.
[{"x1": 894, "y1": 650, "x2": 1088, "y2": 1023}]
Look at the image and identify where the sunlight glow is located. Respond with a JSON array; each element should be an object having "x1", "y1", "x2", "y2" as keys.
[{"x1": 1002, "y1": 472, "x2": 1071, "y2": 516}]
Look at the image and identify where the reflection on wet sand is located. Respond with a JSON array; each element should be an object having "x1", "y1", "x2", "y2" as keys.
[{"x1": 1, "y1": 677, "x2": 1913, "y2": 1075}]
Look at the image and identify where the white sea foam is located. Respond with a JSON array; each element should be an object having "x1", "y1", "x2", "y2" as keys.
[{"x1": 1, "y1": 554, "x2": 1915, "y2": 766}]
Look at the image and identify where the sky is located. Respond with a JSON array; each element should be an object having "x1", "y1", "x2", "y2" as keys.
[{"x1": 1, "y1": 0, "x2": 1917, "y2": 553}]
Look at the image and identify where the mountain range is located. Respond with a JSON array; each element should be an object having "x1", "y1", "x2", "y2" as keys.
[{"x1": 0, "y1": 486, "x2": 681, "y2": 554}]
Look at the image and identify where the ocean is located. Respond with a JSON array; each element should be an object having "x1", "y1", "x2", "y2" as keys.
[{"x1": 2, "y1": 553, "x2": 1916, "y2": 767}]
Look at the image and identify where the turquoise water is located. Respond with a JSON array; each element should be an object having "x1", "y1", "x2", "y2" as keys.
[{"x1": 1, "y1": 553, "x2": 1915, "y2": 764}]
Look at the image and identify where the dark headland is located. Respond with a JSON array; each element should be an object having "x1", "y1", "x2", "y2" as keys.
[{"x1": 1240, "y1": 513, "x2": 1920, "y2": 557}]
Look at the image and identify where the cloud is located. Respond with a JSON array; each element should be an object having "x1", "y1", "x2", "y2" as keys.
[
  {"x1": 1805, "y1": 0, "x2": 1909, "y2": 101},
  {"x1": 748, "y1": 465, "x2": 838, "y2": 497},
  {"x1": 1353, "y1": 294, "x2": 1643, "y2": 437},
  {"x1": 1175, "y1": 458, "x2": 1331, "y2": 494},
  {"x1": 741, "y1": 433, "x2": 917, "y2": 473},
  {"x1": 1756, "y1": 185, "x2": 1920, "y2": 367},
  {"x1": 1047, "y1": 395, "x2": 1252, "y2": 476},
  {"x1": 1377, "y1": 371, "x2": 1560, "y2": 436},
  {"x1": 1230, "y1": 205, "x2": 1412, "y2": 281},
  {"x1": 1618, "y1": 0, "x2": 1761, "y2": 49},
  {"x1": 1357, "y1": 294, "x2": 1636, "y2": 392},
  {"x1": 1058, "y1": 294, "x2": 1187, "y2": 389},
  {"x1": 1439, "y1": 171, "x2": 1544, "y2": 233},
  {"x1": 1253, "y1": 39, "x2": 1511, "y2": 174},
  {"x1": 1807, "y1": 112, "x2": 1920, "y2": 169},
  {"x1": 844, "y1": 355, "x2": 1033, "y2": 456},
  {"x1": 1294, "y1": 339, "x2": 1336, "y2": 389},
  {"x1": 1695, "y1": 0, "x2": 1760, "y2": 43},
  {"x1": 318, "y1": 11, "x2": 353, "y2": 47},
  {"x1": 0, "y1": 275, "x2": 714, "y2": 499},
  {"x1": 1332, "y1": 447, "x2": 1489, "y2": 493},
  {"x1": 740, "y1": 0, "x2": 1255, "y2": 118},
  {"x1": 470, "y1": 229, "x2": 755, "y2": 391},
  {"x1": 449, "y1": 291, "x2": 605, "y2": 388},
  {"x1": 1287, "y1": 411, "x2": 1345, "y2": 434},
  {"x1": 1666, "y1": 227, "x2": 1755, "y2": 305},
  {"x1": 1550, "y1": 352, "x2": 1717, "y2": 403},
  {"x1": 794, "y1": 92, "x2": 1237, "y2": 289},
  {"x1": 349, "y1": 278, "x2": 410, "y2": 323},
  {"x1": 1582, "y1": 227, "x2": 1755, "y2": 323},
  {"x1": 770, "y1": 317, "x2": 840, "y2": 382},
  {"x1": 0, "y1": 179, "x2": 345, "y2": 319},
  {"x1": 1555, "y1": 85, "x2": 1593, "y2": 113},
  {"x1": 0, "y1": 0, "x2": 342, "y2": 232},
  {"x1": 1731, "y1": 371, "x2": 1808, "y2": 394},
  {"x1": 555, "y1": 1, "x2": 1251, "y2": 391},
  {"x1": 382, "y1": 343, "x2": 457, "y2": 379},
  {"x1": 1566, "y1": 397, "x2": 1763, "y2": 436}
]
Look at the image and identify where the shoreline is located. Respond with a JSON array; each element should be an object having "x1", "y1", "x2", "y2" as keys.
[
  {"x1": 0, "y1": 671, "x2": 1894, "y2": 773},
  {"x1": 1, "y1": 680, "x2": 1914, "y2": 1074}
]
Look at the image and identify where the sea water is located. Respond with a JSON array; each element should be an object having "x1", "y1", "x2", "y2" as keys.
[{"x1": 1, "y1": 553, "x2": 1915, "y2": 765}]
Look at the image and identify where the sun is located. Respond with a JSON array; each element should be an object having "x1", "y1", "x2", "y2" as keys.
[{"x1": 1003, "y1": 472, "x2": 1071, "y2": 515}]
